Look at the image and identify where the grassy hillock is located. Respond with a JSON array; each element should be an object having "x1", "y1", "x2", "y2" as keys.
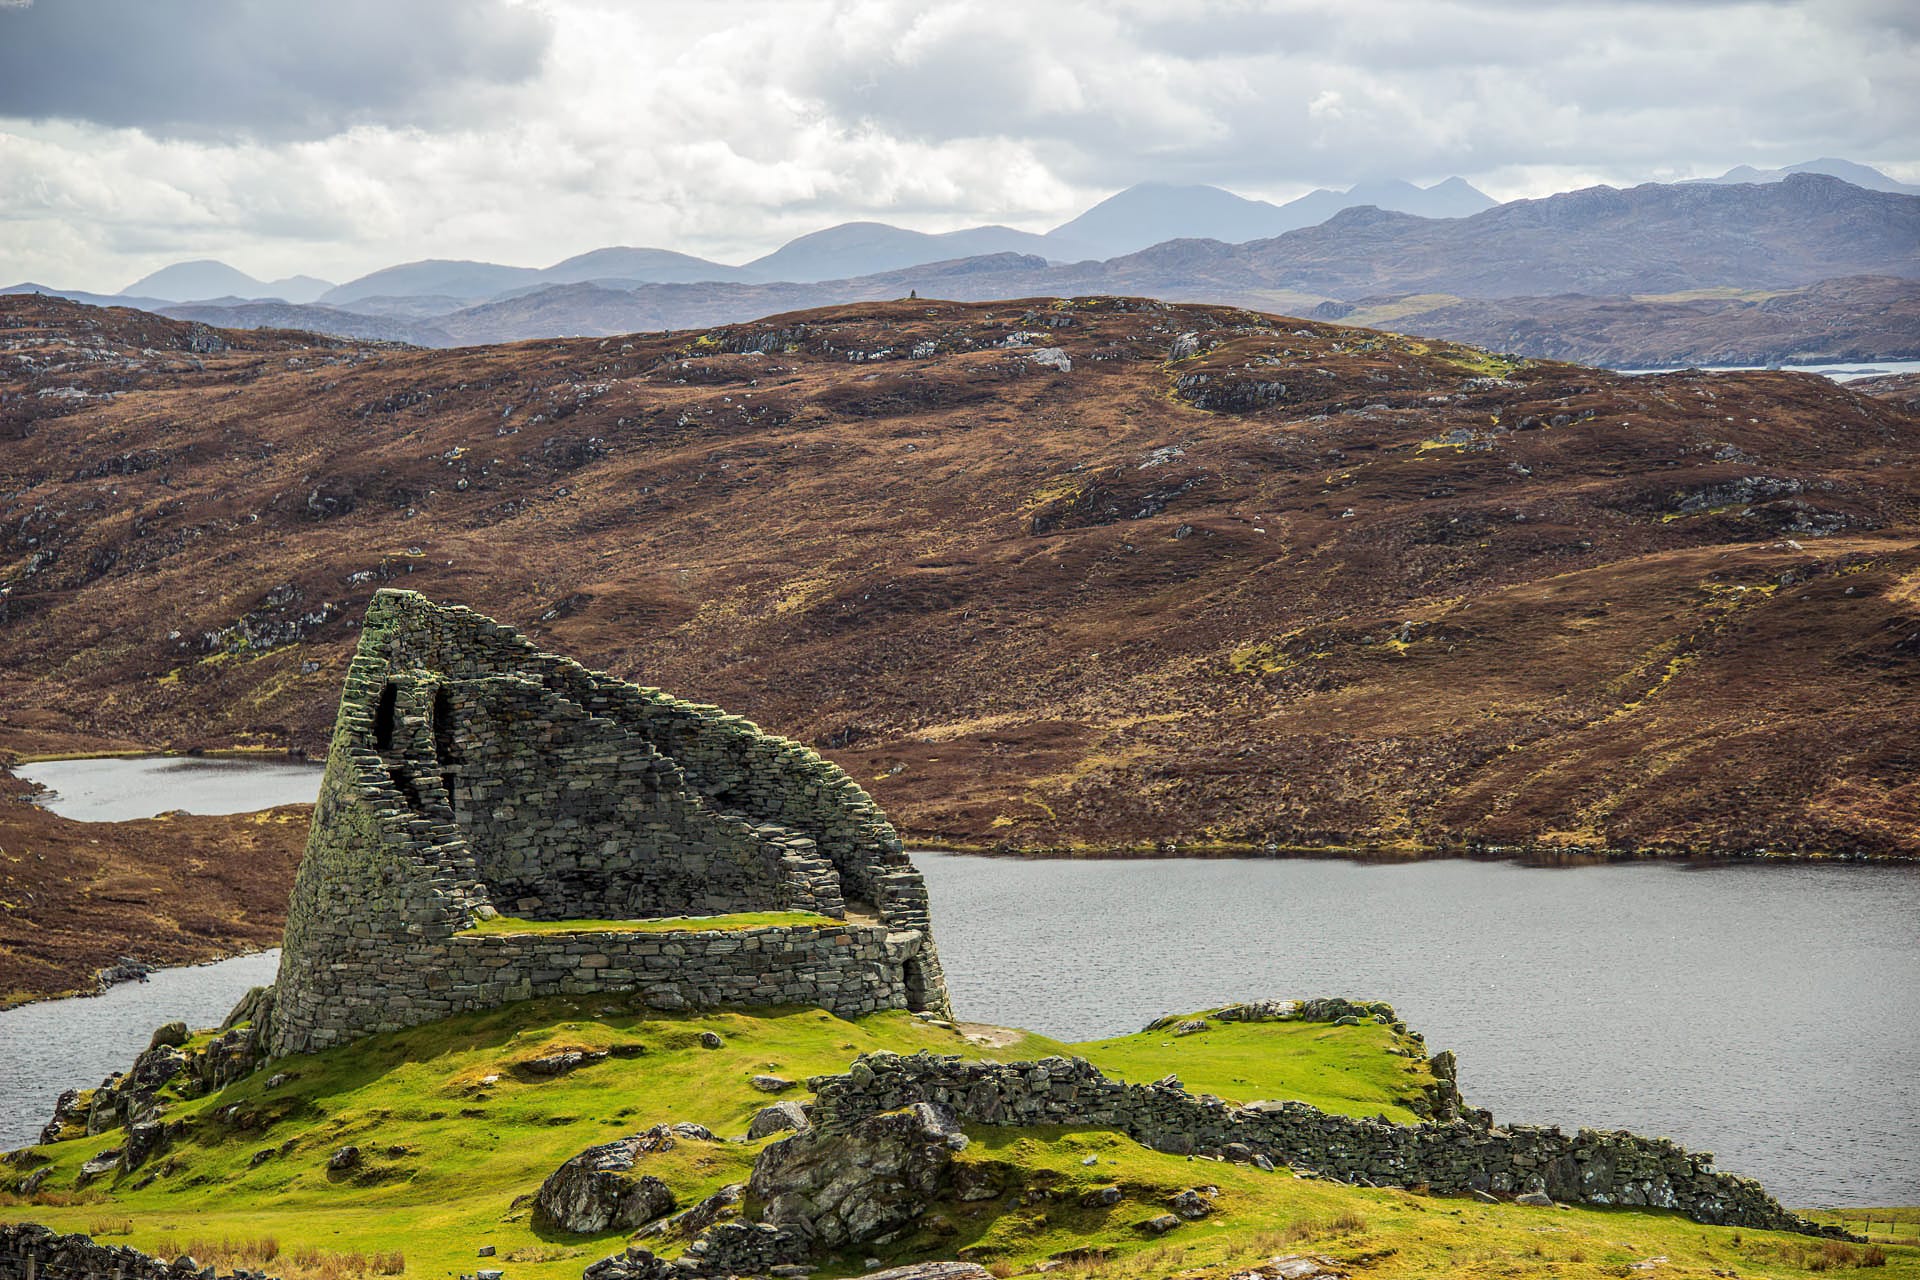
[{"x1": 4, "y1": 998, "x2": 1914, "y2": 1280}]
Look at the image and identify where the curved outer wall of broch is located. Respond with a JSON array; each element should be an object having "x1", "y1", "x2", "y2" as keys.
[{"x1": 269, "y1": 589, "x2": 949, "y2": 1056}]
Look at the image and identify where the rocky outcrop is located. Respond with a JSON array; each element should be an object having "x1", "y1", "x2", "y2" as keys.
[
  {"x1": 39, "y1": 1002, "x2": 270, "y2": 1147},
  {"x1": 588, "y1": 1104, "x2": 971, "y2": 1279},
  {"x1": 534, "y1": 1123, "x2": 716, "y2": 1234},
  {"x1": 749, "y1": 1102, "x2": 968, "y2": 1249}
]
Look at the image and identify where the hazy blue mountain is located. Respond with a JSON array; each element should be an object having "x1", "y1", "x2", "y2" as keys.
[
  {"x1": 1696, "y1": 158, "x2": 1920, "y2": 196},
  {"x1": 743, "y1": 221, "x2": 1066, "y2": 283},
  {"x1": 1044, "y1": 178, "x2": 1495, "y2": 259},
  {"x1": 321, "y1": 259, "x2": 546, "y2": 306},
  {"x1": 541, "y1": 246, "x2": 758, "y2": 285},
  {"x1": 1046, "y1": 183, "x2": 1287, "y2": 260},
  {"x1": 119, "y1": 259, "x2": 334, "y2": 303},
  {"x1": 5, "y1": 281, "x2": 173, "y2": 310}
]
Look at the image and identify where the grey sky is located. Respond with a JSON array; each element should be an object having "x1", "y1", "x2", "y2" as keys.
[{"x1": 0, "y1": 0, "x2": 1913, "y2": 291}]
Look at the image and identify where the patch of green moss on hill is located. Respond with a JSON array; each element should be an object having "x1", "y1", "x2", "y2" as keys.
[
  {"x1": 1073, "y1": 1011, "x2": 1439, "y2": 1122},
  {"x1": 457, "y1": 910, "x2": 835, "y2": 937},
  {"x1": 4, "y1": 997, "x2": 1917, "y2": 1280}
]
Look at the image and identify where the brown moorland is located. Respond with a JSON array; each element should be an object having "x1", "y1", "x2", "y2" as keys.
[{"x1": 3, "y1": 292, "x2": 1920, "y2": 992}]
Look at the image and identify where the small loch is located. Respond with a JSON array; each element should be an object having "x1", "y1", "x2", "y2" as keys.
[{"x1": 15, "y1": 754, "x2": 323, "y2": 821}]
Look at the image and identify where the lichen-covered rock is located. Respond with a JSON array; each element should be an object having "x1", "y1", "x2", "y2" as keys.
[
  {"x1": 1170, "y1": 1187, "x2": 1215, "y2": 1218},
  {"x1": 147, "y1": 1021, "x2": 189, "y2": 1051},
  {"x1": 1231, "y1": 1256, "x2": 1349, "y2": 1280},
  {"x1": 533, "y1": 1124, "x2": 713, "y2": 1233},
  {"x1": 747, "y1": 1100, "x2": 811, "y2": 1139},
  {"x1": 749, "y1": 1102, "x2": 967, "y2": 1248}
]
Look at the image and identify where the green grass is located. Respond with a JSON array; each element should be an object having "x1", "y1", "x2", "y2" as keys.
[
  {"x1": 1071, "y1": 1010, "x2": 1438, "y2": 1123},
  {"x1": 458, "y1": 910, "x2": 836, "y2": 937},
  {"x1": 4, "y1": 998, "x2": 1916, "y2": 1280},
  {"x1": 1805, "y1": 1208, "x2": 1920, "y2": 1246}
]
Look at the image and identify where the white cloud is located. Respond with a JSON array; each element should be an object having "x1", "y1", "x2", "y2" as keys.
[{"x1": 0, "y1": 0, "x2": 1912, "y2": 292}]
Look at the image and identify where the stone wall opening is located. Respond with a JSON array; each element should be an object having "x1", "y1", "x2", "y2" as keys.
[{"x1": 373, "y1": 681, "x2": 398, "y2": 750}]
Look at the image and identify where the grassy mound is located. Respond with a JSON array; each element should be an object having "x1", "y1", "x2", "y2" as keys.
[{"x1": 3, "y1": 998, "x2": 1914, "y2": 1280}]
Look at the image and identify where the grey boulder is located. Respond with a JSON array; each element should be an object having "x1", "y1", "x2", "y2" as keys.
[
  {"x1": 749, "y1": 1101, "x2": 967, "y2": 1248},
  {"x1": 534, "y1": 1124, "x2": 715, "y2": 1233},
  {"x1": 747, "y1": 1100, "x2": 811, "y2": 1139}
]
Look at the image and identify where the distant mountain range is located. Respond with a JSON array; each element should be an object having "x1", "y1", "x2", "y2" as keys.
[
  {"x1": 58, "y1": 175, "x2": 1503, "y2": 305},
  {"x1": 122, "y1": 259, "x2": 335, "y2": 304},
  {"x1": 1690, "y1": 157, "x2": 1920, "y2": 196},
  {"x1": 1323, "y1": 274, "x2": 1920, "y2": 368},
  {"x1": 7, "y1": 161, "x2": 1916, "y2": 364}
]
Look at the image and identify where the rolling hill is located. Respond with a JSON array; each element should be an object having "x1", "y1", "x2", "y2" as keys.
[{"x1": 4, "y1": 292, "x2": 1920, "y2": 867}]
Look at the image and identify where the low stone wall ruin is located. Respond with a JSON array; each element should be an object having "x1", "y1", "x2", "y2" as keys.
[
  {"x1": 806, "y1": 1050, "x2": 1836, "y2": 1235},
  {"x1": 0, "y1": 1224, "x2": 276, "y2": 1280}
]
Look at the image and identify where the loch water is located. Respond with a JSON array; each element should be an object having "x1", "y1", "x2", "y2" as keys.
[
  {"x1": 0, "y1": 950, "x2": 281, "y2": 1151},
  {"x1": 15, "y1": 754, "x2": 323, "y2": 821},
  {"x1": 3, "y1": 757, "x2": 1914, "y2": 1208},
  {"x1": 914, "y1": 852, "x2": 1920, "y2": 1208}
]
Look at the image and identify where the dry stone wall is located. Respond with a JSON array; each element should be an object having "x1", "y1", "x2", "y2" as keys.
[
  {"x1": 0, "y1": 1224, "x2": 277, "y2": 1280},
  {"x1": 270, "y1": 590, "x2": 948, "y2": 1056},
  {"x1": 807, "y1": 1051, "x2": 1837, "y2": 1236}
]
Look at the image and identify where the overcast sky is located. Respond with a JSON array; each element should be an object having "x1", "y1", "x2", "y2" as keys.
[{"x1": 1, "y1": 0, "x2": 1914, "y2": 292}]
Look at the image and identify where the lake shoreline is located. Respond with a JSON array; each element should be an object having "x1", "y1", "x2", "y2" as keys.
[
  {"x1": 0, "y1": 945, "x2": 280, "y2": 1013},
  {"x1": 910, "y1": 836, "x2": 1920, "y2": 866}
]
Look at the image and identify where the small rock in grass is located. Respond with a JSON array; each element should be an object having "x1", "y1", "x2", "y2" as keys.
[
  {"x1": 1515, "y1": 1190, "x2": 1555, "y2": 1207},
  {"x1": 1231, "y1": 1256, "x2": 1349, "y2": 1280},
  {"x1": 327, "y1": 1146, "x2": 362, "y2": 1172},
  {"x1": 476, "y1": 1245, "x2": 495, "y2": 1257},
  {"x1": 524, "y1": 1048, "x2": 609, "y2": 1077},
  {"x1": 699, "y1": 1031, "x2": 725, "y2": 1049},
  {"x1": 1080, "y1": 1154, "x2": 1098, "y2": 1166},
  {"x1": 1138, "y1": 1213, "x2": 1181, "y2": 1236},
  {"x1": 1079, "y1": 1186, "x2": 1122, "y2": 1208},
  {"x1": 750, "y1": 1074, "x2": 795, "y2": 1093},
  {"x1": 1170, "y1": 1188, "x2": 1214, "y2": 1219},
  {"x1": 1469, "y1": 1188, "x2": 1499, "y2": 1204}
]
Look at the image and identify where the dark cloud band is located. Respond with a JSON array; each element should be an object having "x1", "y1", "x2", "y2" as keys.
[{"x1": 0, "y1": 0, "x2": 552, "y2": 139}]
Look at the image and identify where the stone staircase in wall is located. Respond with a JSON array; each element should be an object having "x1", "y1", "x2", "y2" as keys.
[{"x1": 733, "y1": 817, "x2": 849, "y2": 918}]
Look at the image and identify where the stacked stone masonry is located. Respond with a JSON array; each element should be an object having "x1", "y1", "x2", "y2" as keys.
[
  {"x1": 807, "y1": 1051, "x2": 1838, "y2": 1236},
  {"x1": 0, "y1": 1224, "x2": 278, "y2": 1280},
  {"x1": 270, "y1": 590, "x2": 949, "y2": 1055}
]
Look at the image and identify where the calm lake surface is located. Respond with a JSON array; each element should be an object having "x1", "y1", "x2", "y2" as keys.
[
  {"x1": 0, "y1": 950, "x2": 280, "y2": 1151},
  {"x1": 3, "y1": 757, "x2": 1913, "y2": 1207},
  {"x1": 915, "y1": 852, "x2": 1920, "y2": 1208},
  {"x1": 16, "y1": 755, "x2": 323, "y2": 820},
  {"x1": 1617, "y1": 358, "x2": 1920, "y2": 382}
]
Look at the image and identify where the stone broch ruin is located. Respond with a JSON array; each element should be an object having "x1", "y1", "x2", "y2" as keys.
[
  {"x1": 6, "y1": 589, "x2": 1842, "y2": 1280},
  {"x1": 270, "y1": 589, "x2": 950, "y2": 1055}
]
